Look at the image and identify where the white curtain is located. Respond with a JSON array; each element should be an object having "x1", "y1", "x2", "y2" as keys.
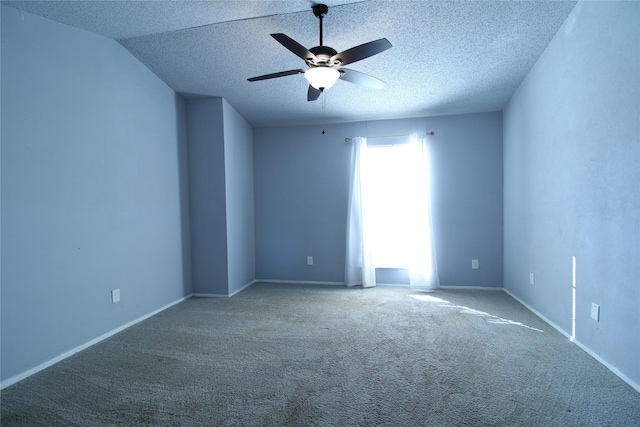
[
  {"x1": 344, "y1": 137, "x2": 376, "y2": 287},
  {"x1": 407, "y1": 132, "x2": 440, "y2": 289},
  {"x1": 344, "y1": 133, "x2": 439, "y2": 290}
]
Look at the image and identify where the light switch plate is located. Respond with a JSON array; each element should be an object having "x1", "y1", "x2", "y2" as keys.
[
  {"x1": 111, "y1": 289, "x2": 120, "y2": 304},
  {"x1": 591, "y1": 303, "x2": 600, "y2": 321}
]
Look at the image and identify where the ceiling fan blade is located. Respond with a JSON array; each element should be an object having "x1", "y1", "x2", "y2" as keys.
[
  {"x1": 331, "y1": 38, "x2": 392, "y2": 66},
  {"x1": 339, "y1": 68, "x2": 385, "y2": 89},
  {"x1": 247, "y1": 69, "x2": 305, "y2": 82},
  {"x1": 271, "y1": 33, "x2": 318, "y2": 63},
  {"x1": 307, "y1": 85, "x2": 322, "y2": 101}
]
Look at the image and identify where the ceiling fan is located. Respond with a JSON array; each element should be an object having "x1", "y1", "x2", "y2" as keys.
[{"x1": 247, "y1": 3, "x2": 392, "y2": 101}]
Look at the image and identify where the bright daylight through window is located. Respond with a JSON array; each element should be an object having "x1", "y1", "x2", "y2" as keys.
[{"x1": 364, "y1": 142, "x2": 429, "y2": 268}]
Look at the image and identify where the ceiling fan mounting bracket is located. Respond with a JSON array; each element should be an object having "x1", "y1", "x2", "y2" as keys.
[{"x1": 312, "y1": 4, "x2": 329, "y2": 18}]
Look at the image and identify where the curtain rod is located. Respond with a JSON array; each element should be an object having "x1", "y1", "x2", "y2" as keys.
[{"x1": 344, "y1": 131, "x2": 435, "y2": 142}]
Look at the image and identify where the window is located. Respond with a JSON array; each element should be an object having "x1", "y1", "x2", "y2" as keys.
[{"x1": 364, "y1": 140, "x2": 430, "y2": 268}]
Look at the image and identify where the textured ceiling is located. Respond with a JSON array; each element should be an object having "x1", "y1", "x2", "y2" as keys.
[{"x1": 3, "y1": 1, "x2": 577, "y2": 128}]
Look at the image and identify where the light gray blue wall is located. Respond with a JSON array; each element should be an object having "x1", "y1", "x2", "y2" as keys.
[
  {"x1": 1, "y1": 6, "x2": 192, "y2": 382},
  {"x1": 254, "y1": 122, "x2": 358, "y2": 283},
  {"x1": 503, "y1": 1, "x2": 639, "y2": 387},
  {"x1": 223, "y1": 99, "x2": 256, "y2": 294},
  {"x1": 186, "y1": 97, "x2": 228, "y2": 295},
  {"x1": 186, "y1": 98, "x2": 256, "y2": 296},
  {"x1": 254, "y1": 113, "x2": 503, "y2": 287}
]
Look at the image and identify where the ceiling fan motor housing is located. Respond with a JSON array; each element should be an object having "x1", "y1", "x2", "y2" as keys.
[{"x1": 308, "y1": 45, "x2": 339, "y2": 66}]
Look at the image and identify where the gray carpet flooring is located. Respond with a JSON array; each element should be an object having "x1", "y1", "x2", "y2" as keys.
[{"x1": 2, "y1": 282, "x2": 639, "y2": 426}]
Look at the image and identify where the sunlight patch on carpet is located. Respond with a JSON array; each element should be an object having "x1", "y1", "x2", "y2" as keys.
[{"x1": 409, "y1": 294, "x2": 544, "y2": 332}]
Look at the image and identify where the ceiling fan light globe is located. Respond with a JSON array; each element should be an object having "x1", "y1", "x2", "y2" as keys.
[{"x1": 304, "y1": 67, "x2": 340, "y2": 90}]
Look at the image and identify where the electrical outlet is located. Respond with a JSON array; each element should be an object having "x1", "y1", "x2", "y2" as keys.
[
  {"x1": 471, "y1": 259, "x2": 479, "y2": 269},
  {"x1": 529, "y1": 273, "x2": 535, "y2": 285},
  {"x1": 307, "y1": 256, "x2": 313, "y2": 265},
  {"x1": 591, "y1": 303, "x2": 600, "y2": 321},
  {"x1": 111, "y1": 289, "x2": 120, "y2": 304}
]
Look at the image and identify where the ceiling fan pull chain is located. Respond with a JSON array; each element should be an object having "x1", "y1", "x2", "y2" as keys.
[{"x1": 322, "y1": 94, "x2": 326, "y2": 135}]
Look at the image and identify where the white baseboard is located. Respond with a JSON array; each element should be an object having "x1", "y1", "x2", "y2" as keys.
[
  {"x1": 257, "y1": 279, "x2": 345, "y2": 286},
  {"x1": 1, "y1": 294, "x2": 191, "y2": 390},
  {"x1": 192, "y1": 280, "x2": 258, "y2": 298},
  {"x1": 191, "y1": 293, "x2": 229, "y2": 298},
  {"x1": 571, "y1": 338, "x2": 640, "y2": 393},
  {"x1": 503, "y1": 289, "x2": 573, "y2": 340},
  {"x1": 256, "y1": 281, "x2": 503, "y2": 290},
  {"x1": 503, "y1": 288, "x2": 640, "y2": 394},
  {"x1": 231, "y1": 279, "x2": 258, "y2": 296}
]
